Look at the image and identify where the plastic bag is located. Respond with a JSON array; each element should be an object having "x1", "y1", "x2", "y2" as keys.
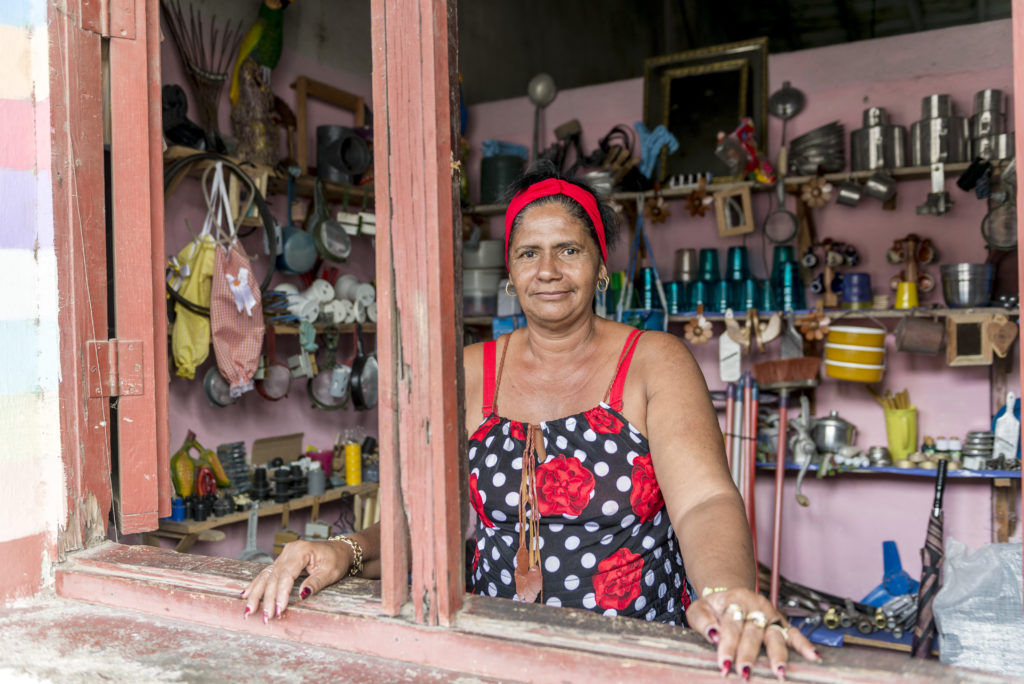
[{"x1": 933, "y1": 537, "x2": 1024, "y2": 674}]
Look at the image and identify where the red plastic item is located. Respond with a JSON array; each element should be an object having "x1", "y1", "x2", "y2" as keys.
[{"x1": 195, "y1": 465, "x2": 217, "y2": 496}]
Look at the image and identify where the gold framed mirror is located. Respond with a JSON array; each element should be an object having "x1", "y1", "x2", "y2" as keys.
[{"x1": 643, "y1": 37, "x2": 769, "y2": 184}]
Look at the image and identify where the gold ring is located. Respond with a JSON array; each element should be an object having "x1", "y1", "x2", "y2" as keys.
[
  {"x1": 768, "y1": 623, "x2": 790, "y2": 642},
  {"x1": 725, "y1": 603, "x2": 744, "y2": 621},
  {"x1": 702, "y1": 586, "x2": 729, "y2": 598},
  {"x1": 746, "y1": 610, "x2": 768, "y2": 629}
]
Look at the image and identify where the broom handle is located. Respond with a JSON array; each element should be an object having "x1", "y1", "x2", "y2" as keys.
[
  {"x1": 748, "y1": 378, "x2": 759, "y2": 593},
  {"x1": 770, "y1": 390, "x2": 789, "y2": 607}
]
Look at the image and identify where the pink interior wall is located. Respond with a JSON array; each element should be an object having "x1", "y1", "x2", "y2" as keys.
[
  {"x1": 464, "y1": 19, "x2": 1020, "y2": 596},
  {"x1": 161, "y1": 35, "x2": 377, "y2": 460}
]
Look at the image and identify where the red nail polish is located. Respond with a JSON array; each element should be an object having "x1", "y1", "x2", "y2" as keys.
[
  {"x1": 813, "y1": 649, "x2": 822, "y2": 661},
  {"x1": 720, "y1": 659, "x2": 732, "y2": 677},
  {"x1": 263, "y1": 610, "x2": 269, "y2": 625},
  {"x1": 243, "y1": 606, "x2": 250, "y2": 617},
  {"x1": 776, "y1": 664, "x2": 786, "y2": 681},
  {"x1": 706, "y1": 627, "x2": 720, "y2": 644},
  {"x1": 741, "y1": 665, "x2": 751, "y2": 681},
  {"x1": 300, "y1": 587, "x2": 311, "y2": 600}
]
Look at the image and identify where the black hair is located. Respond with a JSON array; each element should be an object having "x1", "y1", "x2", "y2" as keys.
[{"x1": 502, "y1": 160, "x2": 620, "y2": 263}]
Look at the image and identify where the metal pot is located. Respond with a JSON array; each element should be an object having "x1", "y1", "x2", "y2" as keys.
[{"x1": 812, "y1": 410, "x2": 857, "y2": 453}]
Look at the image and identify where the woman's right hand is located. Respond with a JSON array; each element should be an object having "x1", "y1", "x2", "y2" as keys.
[{"x1": 241, "y1": 539, "x2": 353, "y2": 623}]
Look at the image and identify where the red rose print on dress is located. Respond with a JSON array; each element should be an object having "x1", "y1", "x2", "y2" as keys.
[
  {"x1": 469, "y1": 473, "x2": 494, "y2": 528},
  {"x1": 630, "y1": 454, "x2": 664, "y2": 522},
  {"x1": 471, "y1": 415, "x2": 500, "y2": 443},
  {"x1": 593, "y1": 548, "x2": 644, "y2": 610},
  {"x1": 508, "y1": 420, "x2": 526, "y2": 441},
  {"x1": 583, "y1": 406, "x2": 624, "y2": 434},
  {"x1": 535, "y1": 456, "x2": 595, "y2": 517}
]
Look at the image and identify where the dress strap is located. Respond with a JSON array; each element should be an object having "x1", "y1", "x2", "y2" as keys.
[
  {"x1": 605, "y1": 329, "x2": 645, "y2": 412},
  {"x1": 481, "y1": 339, "x2": 497, "y2": 418},
  {"x1": 481, "y1": 335, "x2": 512, "y2": 417}
]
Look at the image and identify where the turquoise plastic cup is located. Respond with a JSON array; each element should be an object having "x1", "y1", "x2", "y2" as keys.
[
  {"x1": 698, "y1": 248, "x2": 721, "y2": 282},
  {"x1": 726, "y1": 246, "x2": 750, "y2": 282}
]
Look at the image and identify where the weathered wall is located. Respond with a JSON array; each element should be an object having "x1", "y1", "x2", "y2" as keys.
[{"x1": 0, "y1": 0, "x2": 63, "y2": 601}]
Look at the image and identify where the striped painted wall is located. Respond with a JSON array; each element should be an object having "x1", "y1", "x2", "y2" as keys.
[{"x1": 0, "y1": 0, "x2": 65, "y2": 600}]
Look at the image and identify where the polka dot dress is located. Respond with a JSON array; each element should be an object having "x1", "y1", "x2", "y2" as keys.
[{"x1": 467, "y1": 330, "x2": 693, "y2": 624}]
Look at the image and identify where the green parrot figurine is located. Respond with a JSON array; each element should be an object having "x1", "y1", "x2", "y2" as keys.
[{"x1": 229, "y1": 0, "x2": 293, "y2": 166}]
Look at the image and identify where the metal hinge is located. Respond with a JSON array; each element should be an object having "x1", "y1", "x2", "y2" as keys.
[
  {"x1": 81, "y1": 0, "x2": 136, "y2": 39},
  {"x1": 87, "y1": 340, "x2": 144, "y2": 398}
]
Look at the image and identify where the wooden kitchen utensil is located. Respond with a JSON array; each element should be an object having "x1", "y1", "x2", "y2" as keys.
[{"x1": 988, "y1": 313, "x2": 1018, "y2": 358}]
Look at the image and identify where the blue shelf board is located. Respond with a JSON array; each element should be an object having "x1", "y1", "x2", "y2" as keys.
[{"x1": 756, "y1": 461, "x2": 1020, "y2": 480}]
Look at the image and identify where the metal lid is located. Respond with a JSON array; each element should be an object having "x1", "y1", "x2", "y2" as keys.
[
  {"x1": 921, "y1": 94, "x2": 953, "y2": 119},
  {"x1": 973, "y1": 89, "x2": 1005, "y2": 115},
  {"x1": 863, "y1": 106, "x2": 888, "y2": 127}
]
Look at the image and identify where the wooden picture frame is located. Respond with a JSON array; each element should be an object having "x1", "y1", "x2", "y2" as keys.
[
  {"x1": 642, "y1": 37, "x2": 769, "y2": 184},
  {"x1": 714, "y1": 185, "x2": 755, "y2": 237},
  {"x1": 946, "y1": 313, "x2": 994, "y2": 366}
]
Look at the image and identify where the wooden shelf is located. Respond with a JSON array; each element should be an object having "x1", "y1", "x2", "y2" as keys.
[
  {"x1": 463, "y1": 161, "x2": 977, "y2": 215},
  {"x1": 667, "y1": 307, "x2": 1018, "y2": 323},
  {"x1": 459, "y1": 308, "x2": 1018, "y2": 328},
  {"x1": 273, "y1": 322, "x2": 376, "y2": 335},
  {"x1": 158, "y1": 482, "x2": 379, "y2": 535},
  {"x1": 757, "y1": 461, "x2": 1020, "y2": 480},
  {"x1": 164, "y1": 145, "x2": 374, "y2": 206}
]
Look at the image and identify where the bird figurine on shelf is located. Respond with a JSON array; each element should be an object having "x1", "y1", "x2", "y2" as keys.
[{"x1": 229, "y1": 0, "x2": 293, "y2": 166}]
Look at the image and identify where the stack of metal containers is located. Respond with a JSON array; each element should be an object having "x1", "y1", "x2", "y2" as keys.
[
  {"x1": 850, "y1": 107, "x2": 906, "y2": 171},
  {"x1": 969, "y1": 89, "x2": 1014, "y2": 161},
  {"x1": 911, "y1": 94, "x2": 969, "y2": 165}
]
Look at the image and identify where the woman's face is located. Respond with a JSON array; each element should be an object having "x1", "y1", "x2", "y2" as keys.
[{"x1": 507, "y1": 202, "x2": 607, "y2": 324}]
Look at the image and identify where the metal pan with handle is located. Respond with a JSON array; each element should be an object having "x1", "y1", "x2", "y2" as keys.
[
  {"x1": 255, "y1": 324, "x2": 292, "y2": 401},
  {"x1": 307, "y1": 333, "x2": 348, "y2": 410},
  {"x1": 349, "y1": 323, "x2": 378, "y2": 411}
]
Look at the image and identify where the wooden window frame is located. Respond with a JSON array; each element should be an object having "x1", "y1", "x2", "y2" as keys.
[{"x1": 50, "y1": 0, "x2": 1024, "y2": 679}]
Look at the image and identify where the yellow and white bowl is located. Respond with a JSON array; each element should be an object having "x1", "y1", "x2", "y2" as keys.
[
  {"x1": 824, "y1": 342, "x2": 886, "y2": 366},
  {"x1": 824, "y1": 358, "x2": 886, "y2": 383},
  {"x1": 827, "y1": 325, "x2": 887, "y2": 348}
]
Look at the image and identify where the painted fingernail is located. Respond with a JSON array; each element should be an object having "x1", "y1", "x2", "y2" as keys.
[
  {"x1": 300, "y1": 587, "x2": 311, "y2": 600},
  {"x1": 813, "y1": 649, "x2": 822, "y2": 661},
  {"x1": 706, "y1": 627, "x2": 720, "y2": 644},
  {"x1": 275, "y1": 602, "x2": 282, "y2": 618},
  {"x1": 776, "y1": 664, "x2": 786, "y2": 681},
  {"x1": 263, "y1": 610, "x2": 269, "y2": 625},
  {"x1": 720, "y1": 659, "x2": 732, "y2": 677},
  {"x1": 243, "y1": 606, "x2": 250, "y2": 619},
  {"x1": 741, "y1": 665, "x2": 751, "y2": 681},
  {"x1": 240, "y1": 590, "x2": 247, "y2": 598}
]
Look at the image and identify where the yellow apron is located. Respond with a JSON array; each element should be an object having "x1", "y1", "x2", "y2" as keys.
[{"x1": 171, "y1": 235, "x2": 216, "y2": 379}]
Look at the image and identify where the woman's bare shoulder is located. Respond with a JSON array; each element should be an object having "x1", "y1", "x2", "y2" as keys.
[{"x1": 632, "y1": 330, "x2": 705, "y2": 383}]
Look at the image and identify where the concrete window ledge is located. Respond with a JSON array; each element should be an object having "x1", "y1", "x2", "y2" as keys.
[{"x1": 56, "y1": 542, "x2": 998, "y2": 683}]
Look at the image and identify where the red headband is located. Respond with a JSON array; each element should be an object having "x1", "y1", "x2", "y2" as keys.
[{"x1": 504, "y1": 178, "x2": 607, "y2": 267}]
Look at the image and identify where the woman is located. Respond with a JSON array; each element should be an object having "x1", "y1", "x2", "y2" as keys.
[{"x1": 242, "y1": 165, "x2": 819, "y2": 679}]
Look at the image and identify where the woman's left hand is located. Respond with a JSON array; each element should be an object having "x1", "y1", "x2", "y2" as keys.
[{"x1": 685, "y1": 588, "x2": 821, "y2": 680}]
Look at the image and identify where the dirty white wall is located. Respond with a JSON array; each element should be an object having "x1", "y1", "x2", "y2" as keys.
[{"x1": 0, "y1": 0, "x2": 63, "y2": 601}]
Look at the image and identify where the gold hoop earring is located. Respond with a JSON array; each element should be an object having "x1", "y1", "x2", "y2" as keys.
[
  {"x1": 505, "y1": 280, "x2": 517, "y2": 297},
  {"x1": 596, "y1": 276, "x2": 609, "y2": 293}
]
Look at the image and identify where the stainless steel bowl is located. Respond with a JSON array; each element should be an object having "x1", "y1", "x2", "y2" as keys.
[{"x1": 940, "y1": 263, "x2": 994, "y2": 308}]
